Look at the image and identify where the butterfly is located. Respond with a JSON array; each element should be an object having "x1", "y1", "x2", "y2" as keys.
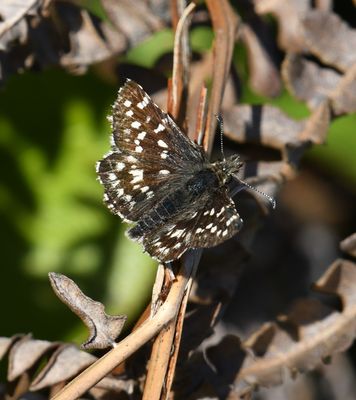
[{"x1": 96, "y1": 79, "x2": 244, "y2": 262}]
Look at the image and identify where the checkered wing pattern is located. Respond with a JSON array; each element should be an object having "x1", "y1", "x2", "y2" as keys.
[
  {"x1": 97, "y1": 79, "x2": 206, "y2": 223},
  {"x1": 142, "y1": 189, "x2": 243, "y2": 262}
]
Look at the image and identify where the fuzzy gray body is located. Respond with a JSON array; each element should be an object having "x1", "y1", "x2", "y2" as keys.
[{"x1": 97, "y1": 80, "x2": 243, "y2": 262}]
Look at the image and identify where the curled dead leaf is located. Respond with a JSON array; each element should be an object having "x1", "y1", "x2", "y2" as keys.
[
  {"x1": 0, "y1": 335, "x2": 135, "y2": 397},
  {"x1": 8, "y1": 334, "x2": 59, "y2": 381},
  {"x1": 101, "y1": 0, "x2": 165, "y2": 47},
  {"x1": 30, "y1": 344, "x2": 97, "y2": 391},
  {"x1": 329, "y1": 63, "x2": 356, "y2": 115},
  {"x1": 302, "y1": 10, "x2": 356, "y2": 73},
  {"x1": 232, "y1": 258, "x2": 356, "y2": 396},
  {"x1": 49, "y1": 272, "x2": 127, "y2": 350},
  {"x1": 253, "y1": 0, "x2": 311, "y2": 52},
  {"x1": 54, "y1": 3, "x2": 126, "y2": 73},
  {"x1": 282, "y1": 53, "x2": 342, "y2": 110},
  {"x1": 241, "y1": 23, "x2": 281, "y2": 98},
  {"x1": 0, "y1": 0, "x2": 44, "y2": 50},
  {"x1": 222, "y1": 101, "x2": 329, "y2": 165},
  {"x1": 340, "y1": 233, "x2": 356, "y2": 258}
]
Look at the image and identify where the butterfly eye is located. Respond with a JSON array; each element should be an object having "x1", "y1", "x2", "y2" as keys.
[{"x1": 225, "y1": 175, "x2": 232, "y2": 184}]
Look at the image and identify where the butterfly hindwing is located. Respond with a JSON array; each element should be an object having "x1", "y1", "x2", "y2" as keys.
[{"x1": 141, "y1": 189, "x2": 243, "y2": 262}]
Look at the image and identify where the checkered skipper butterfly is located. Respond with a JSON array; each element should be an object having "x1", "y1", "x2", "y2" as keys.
[{"x1": 97, "y1": 80, "x2": 270, "y2": 262}]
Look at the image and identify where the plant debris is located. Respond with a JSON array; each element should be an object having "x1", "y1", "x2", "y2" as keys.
[{"x1": 49, "y1": 273, "x2": 127, "y2": 350}]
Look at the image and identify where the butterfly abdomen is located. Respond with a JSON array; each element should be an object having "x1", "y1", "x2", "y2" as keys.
[{"x1": 128, "y1": 189, "x2": 187, "y2": 239}]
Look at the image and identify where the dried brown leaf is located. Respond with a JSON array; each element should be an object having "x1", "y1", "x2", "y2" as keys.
[
  {"x1": 0, "y1": 335, "x2": 22, "y2": 360},
  {"x1": 302, "y1": 10, "x2": 356, "y2": 72},
  {"x1": 101, "y1": 0, "x2": 165, "y2": 47},
  {"x1": 330, "y1": 63, "x2": 356, "y2": 115},
  {"x1": 0, "y1": 0, "x2": 169, "y2": 84},
  {"x1": 8, "y1": 334, "x2": 59, "y2": 381},
  {"x1": 55, "y1": 4, "x2": 126, "y2": 73},
  {"x1": 232, "y1": 258, "x2": 356, "y2": 396},
  {"x1": 241, "y1": 23, "x2": 281, "y2": 97},
  {"x1": 0, "y1": 0, "x2": 43, "y2": 50},
  {"x1": 0, "y1": 335, "x2": 135, "y2": 397},
  {"x1": 253, "y1": 0, "x2": 310, "y2": 52},
  {"x1": 222, "y1": 101, "x2": 329, "y2": 164},
  {"x1": 299, "y1": 100, "x2": 330, "y2": 144},
  {"x1": 49, "y1": 272, "x2": 126, "y2": 350},
  {"x1": 340, "y1": 233, "x2": 356, "y2": 258},
  {"x1": 282, "y1": 53, "x2": 342, "y2": 110},
  {"x1": 222, "y1": 104, "x2": 304, "y2": 149},
  {"x1": 30, "y1": 344, "x2": 97, "y2": 391}
]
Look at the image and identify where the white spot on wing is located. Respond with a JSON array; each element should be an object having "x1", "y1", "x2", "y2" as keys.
[
  {"x1": 226, "y1": 215, "x2": 238, "y2": 227},
  {"x1": 116, "y1": 162, "x2": 125, "y2": 171},
  {"x1": 127, "y1": 155, "x2": 137, "y2": 163},
  {"x1": 129, "y1": 169, "x2": 143, "y2": 184},
  {"x1": 159, "y1": 170, "x2": 170, "y2": 175},
  {"x1": 170, "y1": 229, "x2": 185, "y2": 238},
  {"x1": 154, "y1": 123, "x2": 165, "y2": 133},
  {"x1": 141, "y1": 186, "x2": 149, "y2": 193},
  {"x1": 124, "y1": 100, "x2": 132, "y2": 107},
  {"x1": 210, "y1": 208, "x2": 215, "y2": 216},
  {"x1": 137, "y1": 131, "x2": 146, "y2": 140},
  {"x1": 217, "y1": 207, "x2": 225, "y2": 217},
  {"x1": 160, "y1": 151, "x2": 168, "y2": 159},
  {"x1": 131, "y1": 121, "x2": 141, "y2": 129},
  {"x1": 135, "y1": 146, "x2": 143, "y2": 153},
  {"x1": 157, "y1": 139, "x2": 168, "y2": 148},
  {"x1": 125, "y1": 110, "x2": 133, "y2": 117}
]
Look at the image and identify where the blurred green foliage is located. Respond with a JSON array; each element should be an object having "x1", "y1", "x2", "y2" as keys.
[
  {"x1": 1, "y1": 22, "x2": 355, "y2": 346},
  {"x1": 0, "y1": 70, "x2": 156, "y2": 343}
]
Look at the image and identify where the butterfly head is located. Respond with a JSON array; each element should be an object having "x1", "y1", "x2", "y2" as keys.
[{"x1": 214, "y1": 154, "x2": 243, "y2": 184}]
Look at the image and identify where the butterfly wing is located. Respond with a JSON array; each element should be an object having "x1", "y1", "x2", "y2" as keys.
[
  {"x1": 97, "y1": 79, "x2": 207, "y2": 222},
  {"x1": 142, "y1": 189, "x2": 243, "y2": 262}
]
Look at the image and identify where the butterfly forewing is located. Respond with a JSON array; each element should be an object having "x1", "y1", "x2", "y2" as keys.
[{"x1": 97, "y1": 80, "x2": 206, "y2": 222}]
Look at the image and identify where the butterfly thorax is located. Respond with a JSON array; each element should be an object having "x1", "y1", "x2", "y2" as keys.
[{"x1": 128, "y1": 168, "x2": 220, "y2": 240}]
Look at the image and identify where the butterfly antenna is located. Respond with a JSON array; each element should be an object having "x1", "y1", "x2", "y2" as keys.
[
  {"x1": 238, "y1": 178, "x2": 276, "y2": 209},
  {"x1": 215, "y1": 114, "x2": 225, "y2": 160}
]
